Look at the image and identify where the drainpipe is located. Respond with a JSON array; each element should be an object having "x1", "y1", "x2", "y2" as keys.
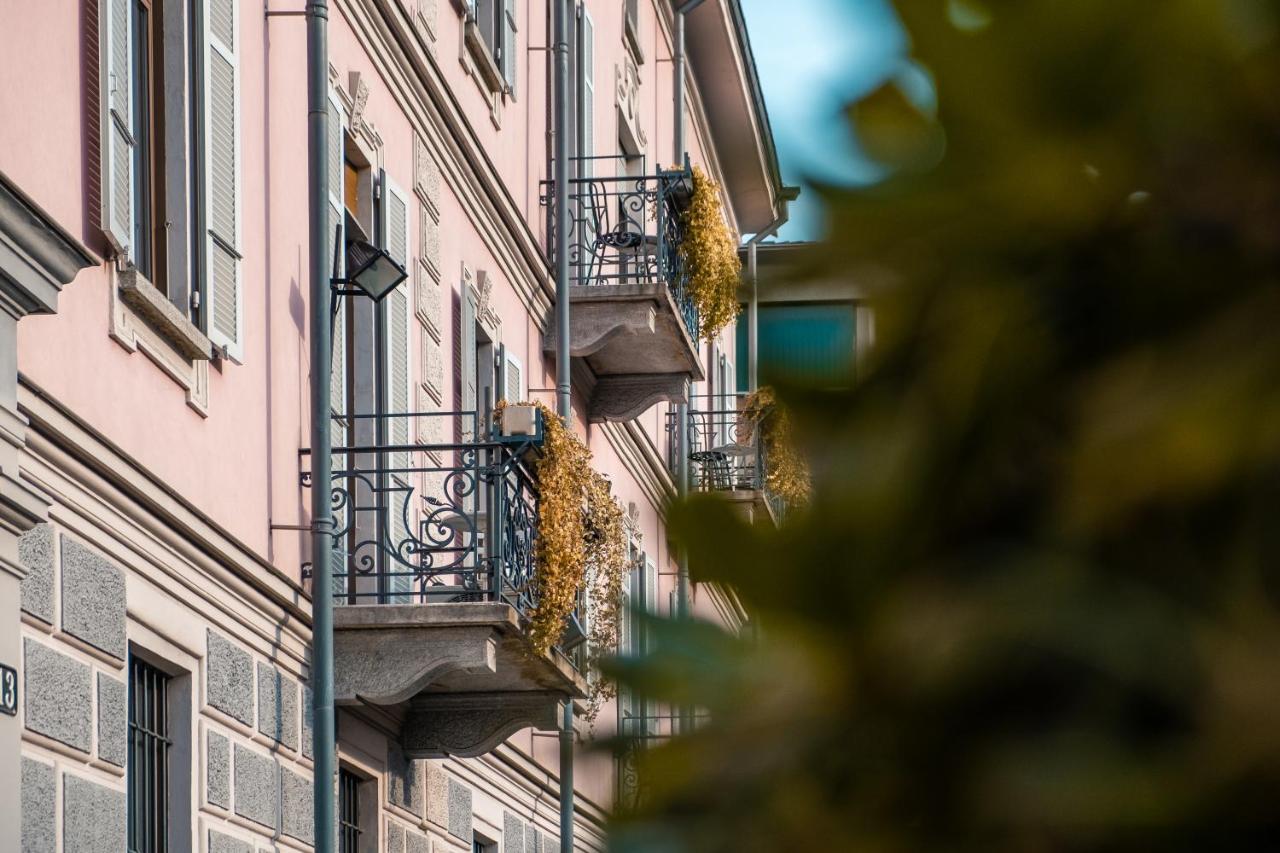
[
  {"x1": 552, "y1": 3, "x2": 574, "y2": 851},
  {"x1": 306, "y1": 2, "x2": 335, "y2": 852},
  {"x1": 744, "y1": 188, "x2": 797, "y2": 392},
  {"x1": 673, "y1": 0, "x2": 702, "y2": 626},
  {"x1": 554, "y1": 0, "x2": 571, "y2": 425}
]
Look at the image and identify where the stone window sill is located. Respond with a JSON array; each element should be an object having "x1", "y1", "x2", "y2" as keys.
[
  {"x1": 117, "y1": 267, "x2": 211, "y2": 361},
  {"x1": 109, "y1": 265, "x2": 211, "y2": 415},
  {"x1": 624, "y1": 15, "x2": 644, "y2": 65},
  {"x1": 464, "y1": 21, "x2": 506, "y2": 96}
]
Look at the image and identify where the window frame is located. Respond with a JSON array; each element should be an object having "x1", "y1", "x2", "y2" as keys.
[{"x1": 127, "y1": 655, "x2": 173, "y2": 853}]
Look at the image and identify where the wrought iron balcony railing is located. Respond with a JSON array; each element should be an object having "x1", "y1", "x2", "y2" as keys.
[
  {"x1": 540, "y1": 154, "x2": 698, "y2": 340},
  {"x1": 665, "y1": 393, "x2": 786, "y2": 520},
  {"x1": 304, "y1": 409, "x2": 544, "y2": 620}
]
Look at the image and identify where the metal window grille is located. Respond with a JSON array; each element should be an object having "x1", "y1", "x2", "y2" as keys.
[
  {"x1": 127, "y1": 656, "x2": 171, "y2": 853},
  {"x1": 339, "y1": 768, "x2": 362, "y2": 852}
]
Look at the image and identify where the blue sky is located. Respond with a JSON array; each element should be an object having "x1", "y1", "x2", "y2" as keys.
[{"x1": 741, "y1": 0, "x2": 907, "y2": 241}]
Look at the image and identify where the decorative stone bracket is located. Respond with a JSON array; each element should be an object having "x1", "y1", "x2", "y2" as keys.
[
  {"x1": 590, "y1": 374, "x2": 689, "y2": 423},
  {"x1": 401, "y1": 691, "x2": 564, "y2": 759}
]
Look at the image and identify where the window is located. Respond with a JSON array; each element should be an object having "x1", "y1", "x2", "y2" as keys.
[
  {"x1": 101, "y1": 0, "x2": 242, "y2": 355},
  {"x1": 620, "y1": 545, "x2": 657, "y2": 735},
  {"x1": 339, "y1": 768, "x2": 362, "y2": 853},
  {"x1": 128, "y1": 656, "x2": 172, "y2": 853},
  {"x1": 735, "y1": 301, "x2": 857, "y2": 390},
  {"x1": 128, "y1": 0, "x2": 162, "y2": 284},
  {"x1": 624, "y1": 0, "x2": 642, "y2": 62},
  {"x1": 473, "y1": 834, "x2": 497, "y2": 853},
  {"x1": 468, "y1": 0, "x2": 518, "y2": 96}
]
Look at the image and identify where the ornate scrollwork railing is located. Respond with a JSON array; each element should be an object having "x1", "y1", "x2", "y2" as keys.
[
  {"x1": 541, "y1": 154, "x2": 698, "y2": 340},
  {"x1": 304, "y1": 410, "x2": 543, "y2": 619},
  {"x1": 665, "y1": 393, "x2": 764, "y2": 491}
]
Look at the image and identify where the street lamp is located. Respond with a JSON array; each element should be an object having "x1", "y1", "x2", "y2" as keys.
[{"x1": 331, "y1": 230, "x2": 408, "y2": 310}]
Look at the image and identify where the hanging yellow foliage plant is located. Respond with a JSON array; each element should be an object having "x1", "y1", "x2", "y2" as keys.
[
  {"x1": 680, "y1": 165, "x2": 742, "y2": 339},
  {"x1": 743, "y1": 387, "x2": 811, "y2": 505},
  {"x1": 496, "y1": 402, "x2": 625, "y2": 675}
]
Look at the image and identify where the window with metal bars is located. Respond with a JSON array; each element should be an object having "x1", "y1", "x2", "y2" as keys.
[
  {"x1": 128, "y1": 656, "x2": 171, "y2": 853},
  {"x1": 339, "y1": 768, "x2": 362, "y2": 852}
]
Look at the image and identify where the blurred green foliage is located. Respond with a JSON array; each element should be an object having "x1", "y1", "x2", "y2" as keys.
[{"x1": 607, "y1": 1, "x2": 1280, "y2": 850}]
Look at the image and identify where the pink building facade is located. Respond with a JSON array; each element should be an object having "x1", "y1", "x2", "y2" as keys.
[{"x1": 0, "y1": 0, "x2": 783, "y2": 849}]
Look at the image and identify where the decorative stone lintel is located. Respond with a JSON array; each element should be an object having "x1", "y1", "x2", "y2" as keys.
[
  {"x1": 589, "y1": 374, "x2": 690, "y2": 423},
  {"x1": 401, "y1": 691, "x2": 564, "y2": 759}
]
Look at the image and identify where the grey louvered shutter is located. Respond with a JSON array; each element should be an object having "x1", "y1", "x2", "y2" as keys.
[
  {"x1": 382, "y1": 174, "x2": 414, "y2": 602},
  {"x1": 382, "y1": 176, "x2": 412, "y2": 468},
  {"x1": 204, "y1": 0, "x2": 243, "y2": 360},
  {"x1": 459, "y1": 288, "x2": 477, "y2": 442},
  {"x1": 100, "y1": 0, "x2": 134, "y2": 255},
  {"x1": 502, "y1": 0, "x2": 518, "y2": 97},
  {"x1": 329, "y1": 89, "x2": 348, "y2": 445},
  {"x1": 644, "y1": 554, "x2": 658, "y2": 732},
  {"x1": 581, "y1": 8, "x2": 593, "y2": 160},
  {"x1": 502, "y1": 351, "x2": 523, "y2": 403}
]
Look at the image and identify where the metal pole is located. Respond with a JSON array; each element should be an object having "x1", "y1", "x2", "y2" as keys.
[
  {"x1": 553, "y1": 5, "x2": 575, "y2": 851},
  {"x1": 554, "y1": 0, "x2": 572, "y2": 425},
  {"x1": 559, "y1": 699, "x2": 575, "y2": 852},
  {"x1": 306, "y1": 2, "x2": 334, "y2": 852}
]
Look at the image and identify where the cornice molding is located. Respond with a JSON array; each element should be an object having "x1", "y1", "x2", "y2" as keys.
[
  {"x1": 16, "y1": 376, "x2": 313, "y2": 664},
  {"x1": 0, "y1": 171, "x2": 97, "y2": 319}
]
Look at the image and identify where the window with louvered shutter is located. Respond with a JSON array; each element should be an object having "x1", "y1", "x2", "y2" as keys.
[
  {"x1": 581, "y1": 8, "x2": 593, "y2": 161},
  {"x1": 381, "y1": 174, "x2": 414, "y2": 603},
  {"x1": 644, "y1": 554, "x2": 658, "y2": 733},
  {"x1": 459, "y1": 290, "x2": 478, "y2": 442},
  {"x1": 501, "y1": 351, "x2": 523, "y2": 403},
  {"x1": 203, "y1": 0, "x2": 242, "y2": 360},
  {"x1": 329, "y1": 89, "x2": 348, "y2": 447},
  {"x1": 501, "y1": 0, "x2": 517, "y2": 97},
  {"x1": 381, "y1": 176, "x2": 412, "y2": 469},
  {"x1": 100, "y1": 0, "x2": 135, "y2": 255}
]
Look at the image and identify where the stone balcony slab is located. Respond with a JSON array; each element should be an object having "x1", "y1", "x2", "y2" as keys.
[
  {"x1": 333, "y1": 601, "x2": 586, "y2": 758},
  {"x1": 545, "y1": 282, "x2": 705, "y2": 422}
]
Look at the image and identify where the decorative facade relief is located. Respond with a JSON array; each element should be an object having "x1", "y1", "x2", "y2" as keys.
[
  {"x1": 414, "y1": 134, "x2": 441, "y2": 220},
  {"x1": 348, "y1": 72, "x2": 371, "y2": 134},
  {"x1": 416, "y1": 0, "x2": 439, "y2": 47},
  {"x1": 420, "y1": 211, "x2": 441, "y2": 281},
  {"x1": 616, "y1": 53, "x2": 648, "y2": 156},
  {"x1": 475, "y1": 269, "x2": 499, "y2": 331},
  {"x1": 420, "y1": 336, "x2": 444, "y2": 404},
  {"x1": 416, "y1": 260, "x2": 443, "y2": 341}
]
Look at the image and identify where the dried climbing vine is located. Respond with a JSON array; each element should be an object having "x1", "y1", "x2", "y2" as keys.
[
  {"x1": 743, "y1": 387, "x2": 811, "y2": 505},
  {"x1": 495, "y1": 402, "x2": 625, "y2": 707},
  {"x1": 680, "y1": 165, "x2": 742, "y2": 339}
]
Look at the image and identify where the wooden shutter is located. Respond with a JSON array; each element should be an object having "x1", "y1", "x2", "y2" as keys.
[
  {"x1": 382, "y1": 175, "x2": 412, "y2": 467},
  {"x1": 581, "y1": 8, "x2": 593, "y2": 161},
  {"x1": 644, "y1": 554, "x2": 658, "y2": 731},
  {"x1": 329, "y1": 90, "x2": 348, "y2": 446},
  {"x1": 204, "y1": 0, "x2": 243, "y2": 360},
  {"x1": 100, "y1": 0, "x2": 134, "y2": 255},
  {"x1": 501, "y1": 0, "x2": 518, "y2": 97},
  {"x1": 459, "y1": 288, "x2": 478, "y2": 441},
  {"x1": 501, "y1": 350, "x2": 523, "y2": 403}
]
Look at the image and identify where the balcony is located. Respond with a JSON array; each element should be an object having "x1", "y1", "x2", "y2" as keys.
[
  {"x1": 666, "y1": 394, "x2": 786, "y2": 524},
  {"x1": 541, "y1": 156, "x2": 705, "y2": 422},
  {"x1": 304, "y1": 409, "x2": 587, "y2": 758}
]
